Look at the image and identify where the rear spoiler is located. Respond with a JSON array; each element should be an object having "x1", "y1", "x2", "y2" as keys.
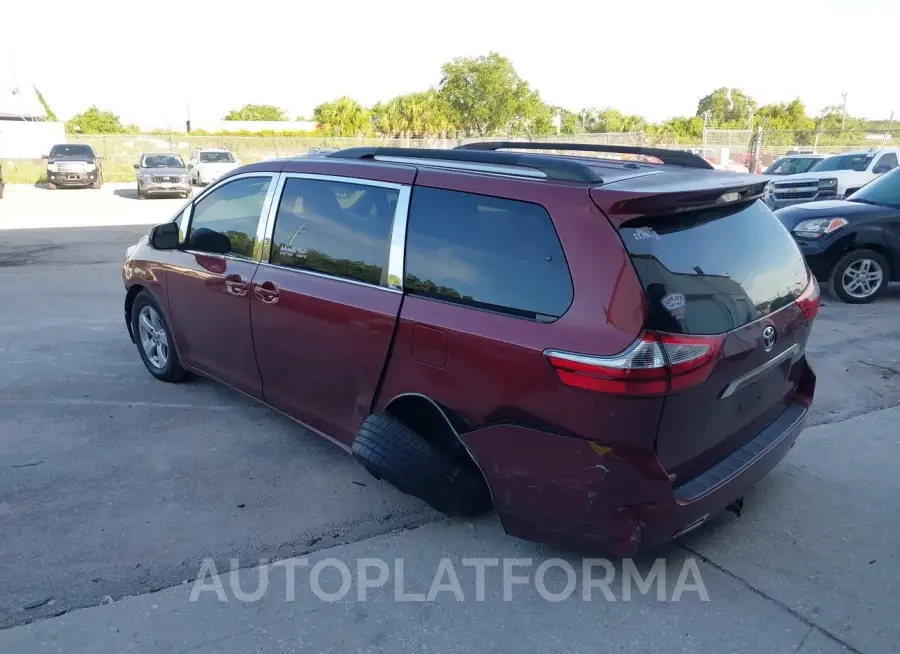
[{"x1": 591, "y1": 174, "x2": 770, "y2": 224}]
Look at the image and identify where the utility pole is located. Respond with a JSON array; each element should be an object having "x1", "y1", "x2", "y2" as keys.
[
  {"x1": 881, "y1": 111, "x2": 894, "y2": 148},
  {"x1": 840, "y1": 92, "x2": 848, "y2": 131},
  {"x1": 813, "y1": 114, "x2": 823, "y2": 152},
  {"x1": 701, "y1": 110, "x2": 710, "y2": 160}
]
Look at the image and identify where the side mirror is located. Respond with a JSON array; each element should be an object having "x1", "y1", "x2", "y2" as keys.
[{"x1": 149, "y1": 222, "x2": 180, "y2": 250}]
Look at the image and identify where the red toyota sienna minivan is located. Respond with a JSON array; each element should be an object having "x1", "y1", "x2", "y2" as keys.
[{"x1": 123, "y1": 142, "x2": 818, "y2": 555}]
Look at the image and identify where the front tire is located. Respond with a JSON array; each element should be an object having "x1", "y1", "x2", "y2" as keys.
[
  {"x1": 131, "y1": 291, "x2": 186, "y2": 382},
  {"x1": 352, "y1": 413, "x2": 491, "y2": 518},
  {"x1": 92, "y1": 175, "x2": 102, "y2": 189},
  {"x1": 48, "y1": 182, "x2": 57, "y2": 190},
  {"x1": 828, "y1": 249, "x2": 889, "y2": 304}
]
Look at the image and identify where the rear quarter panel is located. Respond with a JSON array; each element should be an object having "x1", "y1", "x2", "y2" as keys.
[{"x1": 375, "y1": 171, "x2": 661, "y2": 448}]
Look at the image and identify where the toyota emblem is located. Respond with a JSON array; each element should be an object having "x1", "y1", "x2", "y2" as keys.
[{"x1": 762, "y1": 325, "x2": 777, "y2": 350}]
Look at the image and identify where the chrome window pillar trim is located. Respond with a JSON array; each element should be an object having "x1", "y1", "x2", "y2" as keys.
[
  {"x1": 386, "y1": 186, "x2": 411, "y2": 289},
  {"x1": 255, "y1": 172, "x2": 284, "y2": 262},
  {"x1": 260, "y1": 171, "x2": 410, "y2": 289}
]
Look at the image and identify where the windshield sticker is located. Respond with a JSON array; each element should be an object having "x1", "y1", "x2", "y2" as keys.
[{"x1": 633, "y1": 227, "x2": 659, "y2": 241}]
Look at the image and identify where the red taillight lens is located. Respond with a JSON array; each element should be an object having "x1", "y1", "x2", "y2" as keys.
[
  {"x1": 546, "y1": 331, "x2": 724, "y2": 397},
  {"x1": 796, "y1": 275, "x2": 820, "y2": 323}
]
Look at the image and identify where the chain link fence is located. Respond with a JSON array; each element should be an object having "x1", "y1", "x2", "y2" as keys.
[{"x1": 3, "y1": 129, "x2": 898, "y2": 183}]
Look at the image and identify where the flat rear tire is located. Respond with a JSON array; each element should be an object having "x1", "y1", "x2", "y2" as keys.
[{"x1": 352, "y1": 413, "x2": 491, "y2": 518}]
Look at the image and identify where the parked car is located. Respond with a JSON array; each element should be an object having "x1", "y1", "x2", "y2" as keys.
[
  {"x1": 43, "y1": 143, "x2": 102, "y2": 189},
  {"x1": 776, "y1": 166, "x2": 900, "y2": 303},
  {"x1": 122, "y1": 142, "x2": 819, "y2": 555},
  {"x1": 134, "y1": 153, "x2": 192, "y2": 199},
  {"x1": 188, "y1": 148, "x2": 240, "y2": 186},
  {"x1": 763, "y1": 153, "x2": 828, "y2": 176},
  {"x1": 766, "y1": 148, "x2": 900, "y2": 210}
]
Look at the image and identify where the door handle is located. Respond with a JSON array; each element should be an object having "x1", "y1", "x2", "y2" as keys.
[
  {"x1": 253, "y1": 280, "x2": 280, "y2": 304},
  {"x1": 224, "y1": 273, "x2": 248, "y2": 296}
]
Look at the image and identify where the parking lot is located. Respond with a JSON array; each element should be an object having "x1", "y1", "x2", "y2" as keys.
[{"x1": 1, "y1": 183, "x2": 899, "y2": 653}]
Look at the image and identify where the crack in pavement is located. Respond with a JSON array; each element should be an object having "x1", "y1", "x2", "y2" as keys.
[
  {"x1": 0, "y1": 513, "x2": 445, "y2": 632},
  {"x1": 679, "y1": 544, "x2": 862, "y2": 654}
]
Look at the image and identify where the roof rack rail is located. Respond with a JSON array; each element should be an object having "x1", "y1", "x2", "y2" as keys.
[
  {"x1": 455, "y1": 141, "x2": 714, "y2": 170},
  {"x1": 326, "y1": 146, "x2": 603, "y2": 183}
]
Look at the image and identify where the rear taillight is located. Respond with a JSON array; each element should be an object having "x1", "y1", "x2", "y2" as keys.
[
  {"x1": 796, "y1": 275, "x2": 820, "y2": 322},
  {"x1": 546, "y1": 331, "x2": 724, "y2": 397}
]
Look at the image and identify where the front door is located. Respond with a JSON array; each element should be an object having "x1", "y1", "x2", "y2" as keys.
[
  {"x1": 249, "y1": 173, "x2": 408, "y2": 444},
  {"x1": 166, "y1": 173, "x2": 276, "y2": 398}
]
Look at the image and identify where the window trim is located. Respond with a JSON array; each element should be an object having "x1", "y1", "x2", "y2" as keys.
[
  {"x1": 259, "y1": 172, "x2": 410, "y2": 292},
  {"x1": 181, "y1": 171, "x2": 280, "y2": 262}
]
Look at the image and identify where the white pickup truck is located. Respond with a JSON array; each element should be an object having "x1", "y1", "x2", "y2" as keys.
[{"x1": 765, "y1": 148, "x2": 900, "y2": 210}]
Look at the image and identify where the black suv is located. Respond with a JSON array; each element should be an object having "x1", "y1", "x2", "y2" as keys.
[
  {"x1": 776, "y1": 166, "x2": 900, "y2": 303},
  {"x1": 44, "y1": 144, "x2": 103, "y2": 189}
]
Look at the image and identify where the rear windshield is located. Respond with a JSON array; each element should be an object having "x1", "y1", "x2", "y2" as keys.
[{"x1": 619, "y1": 200, "x2": 808, "y2": 335}]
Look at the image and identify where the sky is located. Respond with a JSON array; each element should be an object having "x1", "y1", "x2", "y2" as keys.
[{"x1": 2, "y1": 0, "x2": 896, "y2": 130}]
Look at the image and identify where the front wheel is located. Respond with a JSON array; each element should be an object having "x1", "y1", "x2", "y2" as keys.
[
  {"x1": 92, "y1": 175, "x2": 102, "y2": 189},
  {"x1": 828, "y1": 249, "x2": 889, "y2": 303},
  {"x1": 131, "y1": 291, "x2": 186, "y2": 382},
  {"x1": 48, "y1": 182, "x2": 57, "y2": 190}
]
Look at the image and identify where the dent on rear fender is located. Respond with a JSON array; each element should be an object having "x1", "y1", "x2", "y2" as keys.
[{"x1": 458, "y1": 424, "x2": 673, "y2": 544}]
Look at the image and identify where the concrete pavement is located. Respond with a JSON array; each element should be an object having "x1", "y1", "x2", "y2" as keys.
[{"x1": 1, "y1": 183, "x2": 898, "y2": 652}]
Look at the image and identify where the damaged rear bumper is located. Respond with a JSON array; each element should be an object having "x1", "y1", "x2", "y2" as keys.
[{"x1": 459, "y1": 372, "x2": 814, "y2": 557}]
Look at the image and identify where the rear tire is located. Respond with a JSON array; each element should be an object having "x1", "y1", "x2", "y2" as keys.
[
  {"x1": 352, "y1": 413, "x2": 491, "y2": 518},
  {"x1": 131, "y1": 291, "x2": 186, "y2": 382},
  {"x1": 828, "y1": 249, "x2": 889, "y2": 304}
]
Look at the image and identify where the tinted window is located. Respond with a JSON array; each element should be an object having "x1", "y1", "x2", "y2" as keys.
[
  {"x1": 270, "y1": 177, "x2": 398, "y2": 285},
  {"x1": 809, "y1": 153, "x2": 874, "y2": 172},
  {"x1": 620, "y1": 200, "x2": 808, "y2": 335},
  {"x1": 405, "y1": 187, "x2": 573, "y2": 320},
  {"x1": 188, "y1": 176, "x2": 271, "y2": 258},
  {"x1": 849, "y1": 166, "x2": 900, "y2": 207},
  {"x1": 875, "y1": 153, "x2": 898, "y2": 171}
]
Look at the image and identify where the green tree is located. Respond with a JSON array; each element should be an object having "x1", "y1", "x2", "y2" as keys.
[
  {"x1": 33, "y1": 86, "x2": 57, "y2": 121},
  {"x1": 313, "y1": 97, "x2": 372, "y2": 137},
  {"x1": 66, "y1": 106, "x2": 125, "y2": 134},
  {"x1": 696, "y1": 87, "x2": 757, "y2": 125},
  {"x1": 223, "y1": 104, "x2": 288, "y2": 121},
  {"x1": 438, "y1": 52, "x2": 542, "y2": 136},
  {"x1": 373, "y1": 90, "x2": 456, "y2": 138}
]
